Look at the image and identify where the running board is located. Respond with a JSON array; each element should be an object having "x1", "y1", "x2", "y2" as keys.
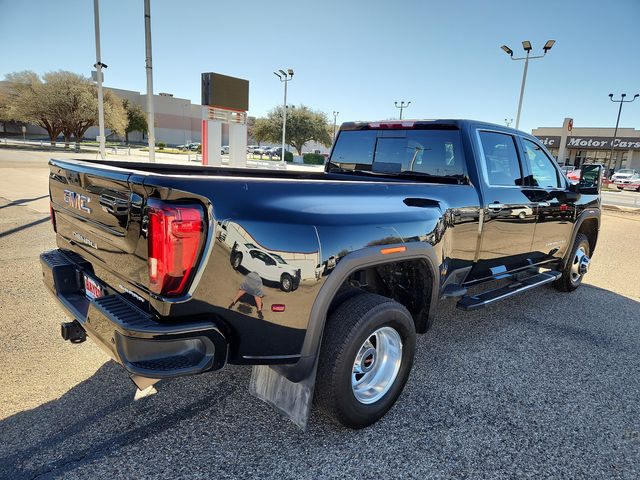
[{"x1": 457, "y1": 271, "x2": 561, "y2": 311}]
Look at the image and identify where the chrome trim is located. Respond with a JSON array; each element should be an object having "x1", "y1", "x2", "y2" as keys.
[{"x1": 242, "y1": 354, "x2": 302, "y2": 360}]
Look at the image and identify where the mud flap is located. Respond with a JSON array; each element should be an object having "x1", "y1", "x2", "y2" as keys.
[
  {"x1": 249, "y1": 363, "x2": 318, "y2": 431},
  {"x1": 129, "y1": 374, "x2": 160, "y2": 400}
]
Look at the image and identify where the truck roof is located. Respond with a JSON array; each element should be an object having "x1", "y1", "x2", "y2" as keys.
[{"x1": 339, "y1": 119, "x2": 522, "y2": 134}]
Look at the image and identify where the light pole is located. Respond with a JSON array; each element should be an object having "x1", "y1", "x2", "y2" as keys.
[
  {"x1": 144, "y1": 0, "x2": 156, "y2": 163},
  {"x1": 92, "y1": 0, "x2": 106, "y2": 159},
  {"x1": 394, "y1": 101, "x2": 411, "y2": 120},
  {"x1": 607, "y1": 93, "x2": 639, "y2": 172},
  {"x1": 505, "y1": 118, "x2": 513, "y2": 127},
  {"x1": 274, "y1": 68, "x2": 294, "y2": 166},
  {"x1": 332, "y1": 111, "x2": 339, "y2": 139},
  {"x1": 501, "y1": 40, "x2": 555, "y2": 129}
]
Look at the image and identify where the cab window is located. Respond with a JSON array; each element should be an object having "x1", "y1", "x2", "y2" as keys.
[
  {"x1": 522, "y1": 138, "x2": 560, "y2": 188},
  {"x1": 478, "y1": 131, "x2": 522, "y2": 186}
]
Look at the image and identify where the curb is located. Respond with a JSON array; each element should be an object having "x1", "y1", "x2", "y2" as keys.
[{"x1": 602, "y1": 204, "x2": 640, "y2": 214}]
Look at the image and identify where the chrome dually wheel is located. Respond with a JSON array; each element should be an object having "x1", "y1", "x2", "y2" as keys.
[
  {"x1": 570, "y1": 245, "x2": 590, "y2": 283},
  {"x1": 352, "y1": 326, "x2": 403, "y2": 405}
]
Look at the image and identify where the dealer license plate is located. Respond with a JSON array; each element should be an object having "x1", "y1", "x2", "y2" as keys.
[{"x1": 84, "y1": 274, "x2": 104, "y2": 300}]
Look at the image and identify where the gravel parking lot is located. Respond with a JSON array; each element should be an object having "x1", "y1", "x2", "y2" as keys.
[{"x1": 0, "y1": 155, "x2": 639, "y2": 479}]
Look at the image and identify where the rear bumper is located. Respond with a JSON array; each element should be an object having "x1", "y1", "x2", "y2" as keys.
[{"x1": 40, "y1": 249, "x2": 228, "y2": 379}]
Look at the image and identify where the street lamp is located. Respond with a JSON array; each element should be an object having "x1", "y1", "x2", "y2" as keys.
[
  {"x1": 505, "y1": 118, "x2": 513, "y2": 127},
  {"x1": 274, "y1": 68, "x2": 294, "y2": 165},
  {"x1": 607, "y1": 93, "x2": 639, "y2": 172},
  {"x1": 92, "y1": 0, "x2": 106, "y2": 159},
  {"x1": 394, "y1": 101, "x2": 411, "y2": 120},
  {"x1": 500, "y1": 39, "x2": 555, "y2": 129},
  {"x1": 332, "y1": 111, "x2": 339, "y2": 139}
]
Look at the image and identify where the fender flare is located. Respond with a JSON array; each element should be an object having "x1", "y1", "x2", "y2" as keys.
[
  {"x1": 274, "y1": 242, "x2": 440, "y2": 383},
  {"x1": 562, "y1": 208, "x2": 601, "y2": 268}
]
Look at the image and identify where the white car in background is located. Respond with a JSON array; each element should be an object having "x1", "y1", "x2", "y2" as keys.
[
  {"x1": 612, "y1": 168, "x2": 639, "y2": 184},
  {"x1": 230, "y1": 242, "x2": 301, "y2": 292},
  {"x1": 615, "y1": 172, "x2": 640, "y2": 191}
]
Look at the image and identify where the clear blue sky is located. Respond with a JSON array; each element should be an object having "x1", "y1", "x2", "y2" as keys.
[{"x1": 1, "y1": 0, "x2": 639, "y2": 133}]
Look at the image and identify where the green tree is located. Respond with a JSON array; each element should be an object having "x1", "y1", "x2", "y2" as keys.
[
  {"x1": 254, "y1": 105, "x2": 332, "y2": 155},
  {"x1": 249, "y1": 117, "x2": 271, "y2": 146},
  {"x1": 123, "y1": 99, "x2": 147, "y2": 144}
]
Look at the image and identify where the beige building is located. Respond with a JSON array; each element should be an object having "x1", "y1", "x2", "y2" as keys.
[
  {"x1": 85, "y1": 87, "x2": 203, "y2": 146},
  {"x1": 532, "y1": 121, "x2": 640, "y2": 171}
]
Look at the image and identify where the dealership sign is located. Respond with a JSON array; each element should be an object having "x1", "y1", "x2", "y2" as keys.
[
  {"x1": 536, "y1": 136, "x2": 561, "y2": 147},
  {"x1": 535, "y1": 135, "x2": 640, "y2": 150},
  {"x1": 566, "y1": 136, "x2": 640, "y2": 150}
]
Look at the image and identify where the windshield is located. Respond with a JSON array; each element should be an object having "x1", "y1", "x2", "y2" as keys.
[
  {"x1": 617, "y1": 169, "x2": 635, "y2": 174},
  {"x1": 328, "y1": 128, "x2": 466, "y2": 179},
  {"x1": 271, "y1": 253, "x2": 287, "y2": 264}
]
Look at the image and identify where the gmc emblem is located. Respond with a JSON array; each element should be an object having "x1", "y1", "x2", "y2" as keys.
[{"x1": 63, "y1": 189, "x2": 91, "y2": 213}]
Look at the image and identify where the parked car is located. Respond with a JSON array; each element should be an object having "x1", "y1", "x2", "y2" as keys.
[
  {"x1": 560, "y1": 165, "x2": 576, "y2": 175},
  {"x1": 612, "y1": 168, "x2": 639, "y2": 183},
  {"x1": 615, "y1": 172, "x2": 640, "y2": 191},
  {"x1": 221, "y1": 145, "x2": 229, "y2": 155},
  {"x1": 42, "y1": 119, "x2": 603, "y2": 430},
  {"x1": 566, "y1": 168, "x2": 581, "y2": 184},
  {"x1": 253, "y1": 146, "x2": 271, "y2": 155},
  {"x1": 247, "y1": 145, "x2": 259, "y2": 153},
  {"x1": 230, "y1": 242, "x2": 301, "y2": 292}
]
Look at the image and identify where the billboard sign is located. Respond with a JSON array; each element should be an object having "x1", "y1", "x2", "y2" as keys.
[{"x1": 201, "y1": 73, "x2": 249, "y2": 112}]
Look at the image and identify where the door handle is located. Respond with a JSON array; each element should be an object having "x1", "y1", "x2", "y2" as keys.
[
  {"x1": 536, "y1": 202, "x2": 551, "y2": 207},
  {"x1": 487, "y1": 203, "x2": 505, "y2": 211}
]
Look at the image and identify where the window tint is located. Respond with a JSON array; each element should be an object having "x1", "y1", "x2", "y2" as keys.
[
  {"x1": 522, "y1": 138, "x2": 560, "y2": 188},
  {"x1": 330, "y1": 130, "x2": 377, "y2": 170},
  {"x1": 330, "y1": 129, "x2": 465, "y2": 178},
  {"x1": 478, "y1": 131, "x2": 522, "y2": 186}
]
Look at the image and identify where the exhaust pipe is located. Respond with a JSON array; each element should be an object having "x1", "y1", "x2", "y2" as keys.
[{"x1": 61, "y1": 321, "x2": 86, "y2": 343}]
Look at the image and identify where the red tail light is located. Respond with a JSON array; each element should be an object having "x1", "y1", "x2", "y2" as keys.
[
  {"x1": 147, "y1": 200, "x2": 206, "y2": 296},
  {"x1": 50, "y1": 201, "x2": 57, "y2": 232}
]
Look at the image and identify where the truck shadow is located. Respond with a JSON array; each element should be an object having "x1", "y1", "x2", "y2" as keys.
[{"x1": 0, "y1": 284, "x2": 638, "y2": 478}]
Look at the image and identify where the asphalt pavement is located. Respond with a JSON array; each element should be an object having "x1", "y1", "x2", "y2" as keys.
[{"x1": 0, "y1": 150, "x2": 639, "y2": 479}]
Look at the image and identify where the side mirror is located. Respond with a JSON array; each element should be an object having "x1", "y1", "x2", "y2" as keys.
[{"x1": 577, "y1": 164, "x2": 603, "y2": 194}]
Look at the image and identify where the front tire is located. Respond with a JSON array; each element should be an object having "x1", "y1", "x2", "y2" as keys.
[
  {"x1": 315, "y1": 293, "x2": 416, "y2": 429},
  {"x1": 280, "y1": 273, "x2": 293, "y2": 292},
  {"x1": 553, "y1": 233, "x2": 590, "y2": 292}
]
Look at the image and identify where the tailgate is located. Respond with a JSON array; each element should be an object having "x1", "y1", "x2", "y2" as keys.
[{"x1": 49, "y1": 159, "x2": 149, "y2": 293}]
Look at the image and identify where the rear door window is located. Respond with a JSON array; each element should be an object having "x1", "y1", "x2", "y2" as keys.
[
  {"x1": 521, "y1": 138, "x2": 560, "y2": 188},
  {"x1": 478, "y1": 131, "x2": 523, "y2": 186}
]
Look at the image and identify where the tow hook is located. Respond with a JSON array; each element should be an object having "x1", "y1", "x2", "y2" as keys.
[{"x1": 61, "y1": 320, "x2": 86, "y2": 343}]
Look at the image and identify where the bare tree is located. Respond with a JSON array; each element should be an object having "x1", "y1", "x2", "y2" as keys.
[
  {"x1": 4, "y1": 70, "x2": 127, "y2": 147},
  {"x1": 6, "y1": 71, "x2": 64, "y2": 145}
]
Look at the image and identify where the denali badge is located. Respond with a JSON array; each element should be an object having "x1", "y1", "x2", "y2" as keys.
[
  {"x1": 63, "y1": 189, "x2": 91, "y2": 213},
  {"x1": 72, "y1": 231, "x2": 97, "y2": 249}
]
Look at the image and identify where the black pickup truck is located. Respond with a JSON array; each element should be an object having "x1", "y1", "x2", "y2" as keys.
[{"x1": 41, "y1": 119, "x2": 602, "y2": 429}]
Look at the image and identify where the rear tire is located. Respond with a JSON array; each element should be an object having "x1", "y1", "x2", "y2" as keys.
[
  {"x1": 553, "y1": 233, "x2": 590, "y2": 292},
  {"x1": 231, "y1": 252, "x2": 242, "y2": 270},
  {"x1": 315, "y1": 293, "x2": 416, "y2": 429}
]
